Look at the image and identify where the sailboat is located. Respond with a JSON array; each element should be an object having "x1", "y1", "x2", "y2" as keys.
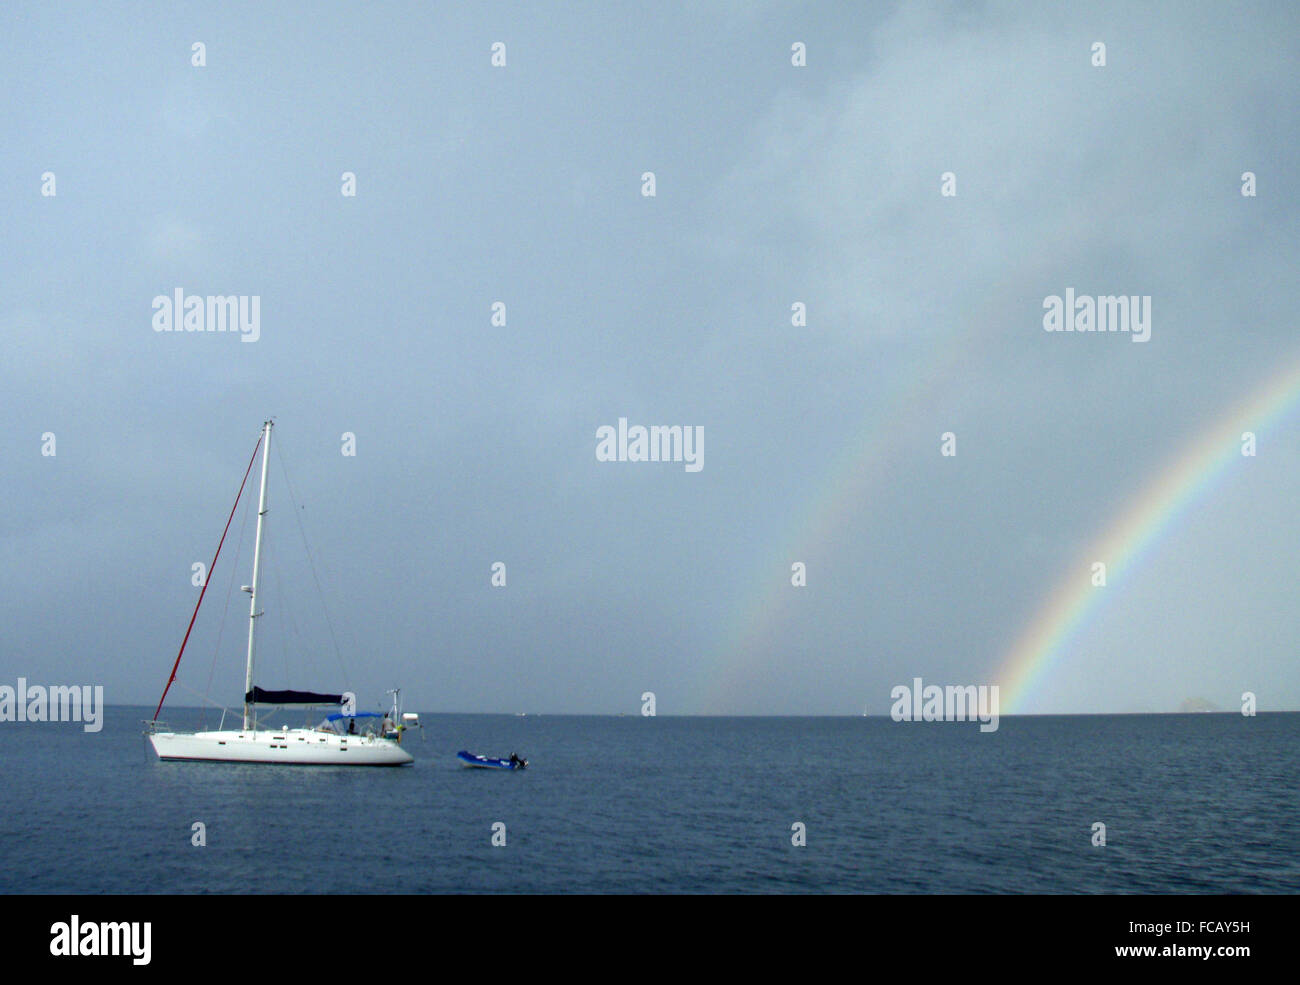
[{"x1": 146, "y1": 420, "x2": 416, "y2": 765}]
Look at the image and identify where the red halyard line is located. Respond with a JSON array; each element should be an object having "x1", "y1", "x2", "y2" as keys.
[{"x1": 152, "y1": 432, "x2": 264, "y2": 721}]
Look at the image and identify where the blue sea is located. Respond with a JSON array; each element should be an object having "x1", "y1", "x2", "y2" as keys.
[{"x1": 2, "y1": 708, "x2": 1297, "y2": 894}]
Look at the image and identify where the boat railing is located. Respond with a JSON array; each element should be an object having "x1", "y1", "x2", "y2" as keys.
[{"x1": 141, "y1": 718, "x2": 200, "y2": 735}]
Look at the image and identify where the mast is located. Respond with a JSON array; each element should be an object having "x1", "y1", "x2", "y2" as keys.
[{"x1": 243, "y1": 420, "x2": 273, "y2": 730}]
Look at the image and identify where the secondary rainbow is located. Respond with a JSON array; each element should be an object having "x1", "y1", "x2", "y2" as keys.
[{"x1": 698, "y1": 332, "x2": 976, "y2": 711}]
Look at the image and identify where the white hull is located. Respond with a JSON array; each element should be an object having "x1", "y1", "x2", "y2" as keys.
[{"x1": 149, "y1": 728, "x2": 413, "y2": 766}]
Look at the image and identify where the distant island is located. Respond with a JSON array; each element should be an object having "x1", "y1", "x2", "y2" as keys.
[{"x1": 1177, "y1": 697, "x2": 1221, "y2": 713}]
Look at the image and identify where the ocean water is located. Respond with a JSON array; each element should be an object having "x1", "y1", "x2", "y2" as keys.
[{"x1": 1, "y1": 708, "x2": 1296, "y2": 894}]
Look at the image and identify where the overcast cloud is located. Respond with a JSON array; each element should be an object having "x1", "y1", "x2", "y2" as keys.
[{"x1": 2, "y1": 1, "x2": 1297, "y2": 715}]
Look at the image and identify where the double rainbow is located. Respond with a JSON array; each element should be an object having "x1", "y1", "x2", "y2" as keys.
[{"x1": 702, "y1": 344, "x2": 1300, "y2": 714}]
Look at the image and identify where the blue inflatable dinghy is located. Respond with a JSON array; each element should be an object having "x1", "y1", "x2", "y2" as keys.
[{"x1": 457, "y1": 750, "x2": 527, "y2": 770}]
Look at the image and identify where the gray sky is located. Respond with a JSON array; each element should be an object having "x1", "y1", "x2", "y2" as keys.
[{"x1": 2, "y1": 1, "x2": 1298, "y2": 715}]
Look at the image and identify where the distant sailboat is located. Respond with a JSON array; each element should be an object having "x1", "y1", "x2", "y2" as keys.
[{"x1": 146, "y1": 420, "x2": 415, "y2": 765}]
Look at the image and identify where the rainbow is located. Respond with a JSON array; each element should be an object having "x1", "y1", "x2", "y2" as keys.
[
  {"x1": 700, "y1": 342, "x2": 1300, "y2": 715},
  {"x1": 997, "y1": 353, "x2": 1300, "y2": 713},
  {"x1": 697, "y1": 327, "x2": 981, "y2": 711}
]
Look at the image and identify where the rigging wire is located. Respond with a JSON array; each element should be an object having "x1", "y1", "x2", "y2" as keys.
[
  {"x1": 153, "y1": 430, "x2": 263, "y2": 721},
  {"x1": 277, "y1": 535, "x2": 292, "y2": 687},
  {"x1": 172, "y1": 679, "x2": 237, "y2": 715},
  {"x1": 201, "y1": 477, "x2": 253, "y2": 730},
  {"x1": 272, "y1": 433, "x2": 351, "y2": 688},
  {"x1": 264, "y1": 527, "x2": 312, "y2": 690},
  {"x1": 269, "y1": 523, "x2": 321, "y2": 691}
]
